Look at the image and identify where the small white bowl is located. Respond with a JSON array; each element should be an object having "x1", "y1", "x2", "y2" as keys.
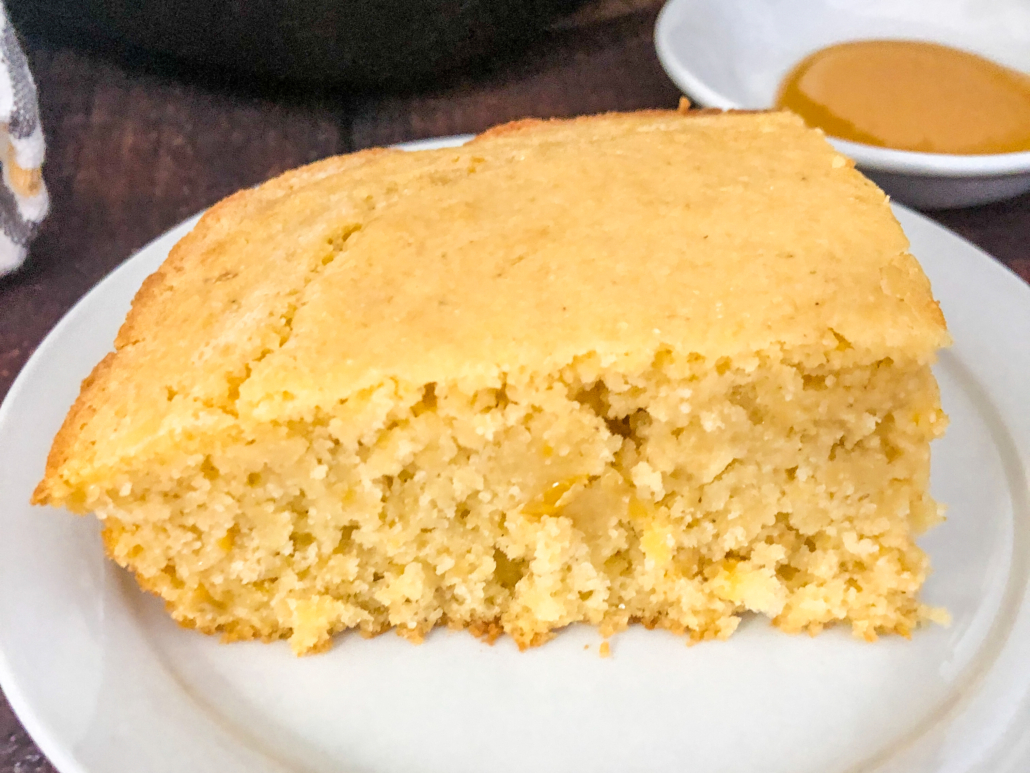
[{"x1": 654, "y1": 0, "x2": 1030, "y2": 209}]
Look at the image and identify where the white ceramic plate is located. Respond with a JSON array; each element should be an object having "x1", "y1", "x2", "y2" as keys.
[
  {"x1": 654, "y1": 0, "x2": 1030, "y2": 209},
  {"x1": 2, "y1": 137, "x2": 1030, "y2": 773}
]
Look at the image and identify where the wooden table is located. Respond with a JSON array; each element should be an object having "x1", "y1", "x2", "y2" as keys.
[{"x1": 1, "y1": 2, "x2": 1027, "y2": 769}]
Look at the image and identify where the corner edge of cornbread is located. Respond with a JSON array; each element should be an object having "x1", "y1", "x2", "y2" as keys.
[{"x1": 34, "y1": 107, "x2": 950, "y2": 654}]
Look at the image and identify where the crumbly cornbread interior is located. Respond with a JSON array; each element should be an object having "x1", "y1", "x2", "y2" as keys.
[{"x1": 34, "y1": 109, "x2": 949, "y2": 654}]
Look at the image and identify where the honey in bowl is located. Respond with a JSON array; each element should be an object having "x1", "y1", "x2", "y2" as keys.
[{"x1": 775, "y1": 40, "x2": 1030, "y2": 155}]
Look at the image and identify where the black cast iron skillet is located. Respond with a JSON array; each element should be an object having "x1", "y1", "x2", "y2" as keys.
[{"x1": 9, "y1": 0, "x2": 588, "y2": 88}]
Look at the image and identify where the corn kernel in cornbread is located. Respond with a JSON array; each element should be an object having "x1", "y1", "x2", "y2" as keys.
[{"x1": 33, "y1": 109, "x2": 949, "y2": 654}]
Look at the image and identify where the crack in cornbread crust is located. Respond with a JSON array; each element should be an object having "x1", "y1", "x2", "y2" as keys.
[{"x1": 34, "y1": 108, "x2": 949, "y2": 654}]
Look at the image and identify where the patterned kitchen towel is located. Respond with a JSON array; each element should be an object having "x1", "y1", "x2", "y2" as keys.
[{"x1": 0, "y1": 1, "x2": 46, "y2": 277}]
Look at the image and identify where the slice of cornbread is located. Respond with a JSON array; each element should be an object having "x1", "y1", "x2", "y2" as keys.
[{"x1": 34, "y1": 108, "x2": 950, "y2": 654}]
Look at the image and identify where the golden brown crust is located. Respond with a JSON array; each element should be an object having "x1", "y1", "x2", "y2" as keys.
[
  {"x1": 466, "y1": 618, "x2": 504, "y2": 644},
  {"x1": 469, "y1": 106, "x2": 782, "y2": 146},
  {"x1": 137, "y1": 603, "x2": 911, "y2": 652},
  {"x1": 32, "y1": 351, "x2": 118, "y2": 506}
]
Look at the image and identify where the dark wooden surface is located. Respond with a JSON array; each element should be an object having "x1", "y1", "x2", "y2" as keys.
[{"x1": 1, "y1": 2, "x2": 1028, "y2": 770}]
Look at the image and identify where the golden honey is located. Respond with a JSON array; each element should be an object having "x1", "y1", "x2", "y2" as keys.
[{"x1": 776, "y1": 40, "x2": 1030, "y2": 154}]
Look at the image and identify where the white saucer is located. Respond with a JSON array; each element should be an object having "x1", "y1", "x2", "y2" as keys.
[
  {"x1": 654, "y1": 0, "x2": 1030, "y2": 209},
  {"x1": 1, "y1": 137, "x2": 1029, "y2": 773}
]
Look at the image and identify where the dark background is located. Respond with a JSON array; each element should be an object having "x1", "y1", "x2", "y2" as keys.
[{"x1": 1, "y1": 1, "x2": 1028, "y2": 769}]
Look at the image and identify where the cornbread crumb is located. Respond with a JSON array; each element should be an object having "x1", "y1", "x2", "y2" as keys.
[
  {"x1": 599, "y1": 641, "x2": 612, "y2": 659},
  {"x1": 33, "y1": 109, "x2": 949, "y2": 655}
]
